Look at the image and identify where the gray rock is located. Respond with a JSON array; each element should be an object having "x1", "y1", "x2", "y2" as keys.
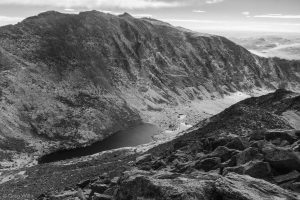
[
  {"x1": 236, "y1": 147, "x2": 263, "y2": 165},
  {"x1": 274, "y1": 170, "x2": 300, "y2": 184},
  {"x1": 262, "y1": 145, "x2": 300, "y2": 172},
  {"x1": 90, "y1": 183, "x2": 109, "y2": 194},
  {"x1": 135, "y1": 154, "x2": 152, "y2": 165},
  {"x1": 215, "y1": 173, "x2": 299, "y2": 200},
  {"x1": 208, "y1": 146, "x2": 238, "y2": 162},
  {"x1": 265, "y1": 129, "x2": 298, "y2": 144},
  {"x1": 194, "y1": 157, "x2": 221, "y2": 172}
]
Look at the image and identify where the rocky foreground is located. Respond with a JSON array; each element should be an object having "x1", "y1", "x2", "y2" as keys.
[{"x1": 0, "y1": 89, "x2": 296, "y2": 199}]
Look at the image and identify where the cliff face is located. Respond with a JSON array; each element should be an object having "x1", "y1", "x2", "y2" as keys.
[{"x1": 0, "y1": 11, "x2": 299, "y2": 166}]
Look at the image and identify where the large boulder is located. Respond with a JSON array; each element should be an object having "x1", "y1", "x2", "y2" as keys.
[
  {"x1": 223, "y1": 161, "x2": 272, "y2": 179},
  {"x1": 225, "y1": 137, "x2": 247, "y2": 150},
  {"x1": 265, "y1": 130, "x2": 298, "y2": 144},
  {"x1": 236, "y1": 147, "x2": 263, "y2": 165},
  {"x1": 115, "y1": 169, "x2": 219, "y2": 200},
  {"x1": 215, "y1": 173, "x2": 299, "y2": 200},
  {"x1": 194, "y1": 157, "x2": 221, "y2": 172},
  {"x1": 208, "y1": 146, "x2": 238, "y2": 162},
  {"x1": 262, "y1": 145, "x2": 300, "y2": 173},
  {"x1": 115, "y1": 169, "x2": 299, "y2": 200}
]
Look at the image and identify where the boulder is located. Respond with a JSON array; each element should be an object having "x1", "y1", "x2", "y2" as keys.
[
  {"x1": 116, "y1": 169, "x2": 219, "y2": 200},
  {"x1": 225, "y1": 137, "x2": 247, "y2": 150},
  {"x1": 223, "y1": 166, "x2": 245, "y2": 176},
  {"x1": 250, "y1": 140, "x2": 266, "y2": 151},
  {"x1": 135, "y1": 154, "x2": 152, "y2": 165},
  {"x1": 90, "y1": 183, "x2": 109, "y2": 194},
  {"x1": 76, "y1": 179, "x2": 91, "y2": 189},
  {"x1": 115, "y1": 169, "x2": 299, "y2": 200},
  {"x1": 243, "y1": 161, "x2": 272, "y2": 179},
  {"x1": 236, "y1": 147, "x2": 263, "y2": 165},
  {"x1": 151, "y1": 159, "x2": 167, "y2": 170},
  {"x1": 274, "y1": 170, "x2": 300, "y2": 184},
  {"x1": 290, "y1": 182, "x2": 300, "y2": 193},
  {"x1": 208, "y1": 146, "x2": 238, "y2": 162},
  {"x1": 223, "y1": 161, "x2": 272, "y2": 178},
  {"x1": 194, "y1": 157, "x2": 221, "y2": 172},
  {"x1": 262, "y1": 145, "x2": 300, "y2": 173},
  {"x1": 249, "y1": 130, "x2": 266, "y2": 141},
  {"x1": 265, "y1": 130, "x2": 298, "y2": 144},
  {"x1": 215, "y1": 173, "x2": 299, "y2": 200}
]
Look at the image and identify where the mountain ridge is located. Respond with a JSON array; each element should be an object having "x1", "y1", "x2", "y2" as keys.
[{"x1": 0, "y1": 10, "x2": 299, "y2": 168}]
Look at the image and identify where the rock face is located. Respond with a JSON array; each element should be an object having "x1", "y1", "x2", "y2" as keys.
[{"x1": 115, "y1": 169, "x2": 299, "y2": 200}]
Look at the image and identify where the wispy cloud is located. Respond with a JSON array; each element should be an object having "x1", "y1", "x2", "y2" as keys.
[
  {"x1": 254, "y1": 14, "x2": 300, "y2": 19},
  {"x1": 161, "y1": 18, "x2": 300, "y2": 33},
  {"x1": 205, "y1": 0, "x2": 224, "y2": 4},
  {"x1": 242, "y1": 11, "x2": 250, "y2": 16},
  {"x1": 193, "y1": 10, "x2": 206, "y2": 13},
  {"x1": 0, "y1": 0, "x2": 182, "y2": 9}
]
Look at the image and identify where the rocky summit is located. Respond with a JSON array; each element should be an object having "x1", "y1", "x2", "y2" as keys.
[{"x1": 0, "y1": 10, "x2": 299, "y2": 200}]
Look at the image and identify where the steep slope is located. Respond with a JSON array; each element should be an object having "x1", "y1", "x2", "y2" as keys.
[
  {"x1": 0, "y1": 11, "x2": 299, "y2": 167},
  {"x1": 0, "y1": 90, "x2": 299, "y2": 199}
]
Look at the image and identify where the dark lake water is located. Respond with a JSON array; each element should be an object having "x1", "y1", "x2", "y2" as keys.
[{"x1": 38, "y1": 123, "x2": 159, "y2": 164}]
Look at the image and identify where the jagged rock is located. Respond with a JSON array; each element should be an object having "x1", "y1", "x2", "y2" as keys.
[
  {"x1": 249, "y1": 130, "x2": 266, "y2": 141},
  {"x1": 90, "y1": 183, "x2": 109, "y2": 194},
  {"x1": 135, "y1": 154, "x2": 152, "y2": 165},
  {"x1": 221, "y1": 155, "x2": 237, "y2": 168},
  {"x1": 262, "y1": 145, "x2": 300, "y2": 173},
  {"x1": 194, "y1": 157, "x2": 221, "y2": 172},
  {"x1": 116, "y1": 169, "x2": 220, "y2": 200},
  {"x1": 208, "y1": 146, "x2": 238, "y2": 162},
  {"x1": 290, "y1": 182, "x2": 300, "y2": 193},
  {"x1": 77, "y1": 179, "x2": 91, "y2": 189},
  {"x1": 223, "y1": 165, "x2": 245, "y2": 176},
  {"x1": 243, "y1": 161, "x2": 272, "y2": 179},
  {"x1": 265, "y1": 130, "x2": 297, "y2": 144},
  {"x1": 151, "y1": 160, "x2": 167, "y2": 170},
  {"x1": 236, "y1": 147, "x2": 263, "y2": 165},
  {"x1": 223, "y1": 161, "x2": 272, "y2": 178},
  {"x1": 274, "y1": 170, "x2": 300, "y2": 184},
  {"x1": 225, "y1": 137, "x2": 247, "y2": 150},
  {"x1": 115, "y1": 169, "x2": 299, "y2": 200},
  {"x1": 215, "y1": 173, "x2": 299, "y2": 200},
  {"x1": 250, "y1": 140, "x2": 266, "y2": 150}
]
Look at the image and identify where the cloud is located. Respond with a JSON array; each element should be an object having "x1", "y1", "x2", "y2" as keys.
[
  {"x1": 0, "y1": 16, "x2": 23, "y2": 26},
  {"x1": 193, "y1": 10, "x2": 206, "y2": 13},
  {"x1": 161, "y1": 18, "x2": 300, "y2": 33},
  {"x1": 242, "y1": 11, "x2": 250, "y2": 16},
  {"x1": 254, "y1": 14, "x2": 300, "y2": 19},
  {"x1": 205, "y1": 0, "x2": 224, "y2": 4},
  {"x1": 0, "y1": 0, "x2": 182, "y2": 9}
]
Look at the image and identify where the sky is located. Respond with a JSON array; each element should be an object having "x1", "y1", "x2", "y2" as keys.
[{"x1": 0, "y1": 0, "x2": 300, "y2": 35}]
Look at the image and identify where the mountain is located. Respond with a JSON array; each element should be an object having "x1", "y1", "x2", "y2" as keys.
[
  {"x1": 0, "y1": 10, "x2": 299, "y2": 168},
  {"x1": 0, "y1": 89, "x2": 299, "y2": 199}
]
